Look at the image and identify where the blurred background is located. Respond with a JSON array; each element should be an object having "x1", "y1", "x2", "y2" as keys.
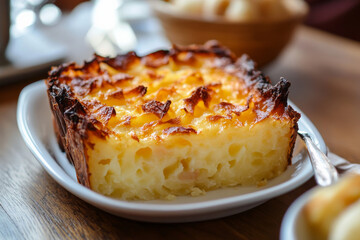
[
  {"x1": 0, "y1": 0, "x2": 359, "y2": 84},
  {"x1": 305, "y1": 0, "x2": 360, "y2": 41}
]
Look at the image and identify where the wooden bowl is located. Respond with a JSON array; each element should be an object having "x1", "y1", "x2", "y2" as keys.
[{"x1": 151, "y1": 1, "x2": 308, "y2": 66}]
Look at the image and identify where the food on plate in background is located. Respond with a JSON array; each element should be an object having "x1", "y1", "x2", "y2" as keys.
[
  {"x1": 225, "y1": 0, "x2": 260, "y2": 21},
  {"x1": 170, "y1": 0, "x2": 204, "y2": 15},
  {"x1": 203, "y1": 0, "x2": 230, "y2": 17},
  {"x1": 46, "y1": 41, "x2": 300, "y2": 200},
  {"x1": 329, "y1": 200, "x2": 360, "y2": 240},
  {"x1": 166, "y1": 0, "x2": 307, "y2": 21},
  {"x1": 303, "y1": 173, "x2": 360, "y2": 240},
  {"x1": 152, "y1": 0, "x2": 308, "y2": 66}
]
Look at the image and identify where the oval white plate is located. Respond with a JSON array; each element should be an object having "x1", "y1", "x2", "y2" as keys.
[
  {"x1": 17, "y1": 81, "x2": 325, "y2": 223},
  {"x1": 280, "y1": 189, "x2": 315, "y2": 240}
]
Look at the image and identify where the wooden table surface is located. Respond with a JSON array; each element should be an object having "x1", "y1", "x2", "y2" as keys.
[{"x1": 1, "y1": 26, "x2": 359, "y2": 240}]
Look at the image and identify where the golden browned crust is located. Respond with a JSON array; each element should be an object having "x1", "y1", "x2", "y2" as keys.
[
  {"x1": 215, "y1": 97, "x2": 251, "y2": 116},
  {"x1": 46, "y1": 41, "x2": 300, "y2": 187},
  {"x1": 183, "y1": 86, "x2": 212, "y2": 113},
  {"x1": 142, "y1": 100, "x2": 172, "y2": 119},
  {"x1": 163, "y1": 126, "x2": 197, "y2": 135}
]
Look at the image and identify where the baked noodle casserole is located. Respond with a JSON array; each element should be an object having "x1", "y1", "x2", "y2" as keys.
[{"x1": 46, "y1": 41, "x2": 300, "y2": 200}]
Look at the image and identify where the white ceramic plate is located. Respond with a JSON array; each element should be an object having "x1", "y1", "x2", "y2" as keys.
[
  {"x1": 17, "y1": 81, "x2": 325, "y2": 223},
  {"x1": 280, "y1": 190, "x2": 315, "y2": 240}
]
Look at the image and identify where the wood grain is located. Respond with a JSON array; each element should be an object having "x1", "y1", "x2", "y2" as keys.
[{"x1": 0, "y1": 26, "x2": 359, "y2": 239}]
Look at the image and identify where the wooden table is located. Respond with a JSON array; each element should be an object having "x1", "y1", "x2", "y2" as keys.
[{"x1": 1, "y1": 26, "x2": 359, "y2": 239}]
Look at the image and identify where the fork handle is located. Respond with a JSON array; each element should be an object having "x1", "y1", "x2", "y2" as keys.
[{"x1": 298, "y1": 131, "x2": 339, "y2": 186}]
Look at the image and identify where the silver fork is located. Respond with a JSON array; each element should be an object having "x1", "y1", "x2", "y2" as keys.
[{"x1": 298, "y1": 131, "x2": 339, "y2": 186}]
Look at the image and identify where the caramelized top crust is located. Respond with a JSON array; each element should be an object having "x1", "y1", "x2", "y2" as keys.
[
  {"x1": 142, "y1": 100, "x2": 172, "y2": 119},
  {"x1": 47, "y1": 41, "x2": 300, "y2": 142}
]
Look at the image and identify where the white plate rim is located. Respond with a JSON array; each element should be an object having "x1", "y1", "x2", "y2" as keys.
[
  {"x1": 280, "y1": 189, "x2": 315, "y2": 240},
  {"x1": 17, "y1": 81, "x2": 324, "y2": 220}
]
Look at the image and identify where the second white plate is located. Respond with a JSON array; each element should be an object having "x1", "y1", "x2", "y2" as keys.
[{"x1": 17, "y1": 81, "x2": 324, "y2": 223}]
